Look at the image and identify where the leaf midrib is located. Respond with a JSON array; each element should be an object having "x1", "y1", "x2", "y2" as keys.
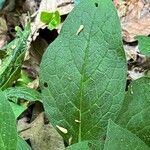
[{"x1": 78, "y1": 8, "x2": 98, "y2": 142}]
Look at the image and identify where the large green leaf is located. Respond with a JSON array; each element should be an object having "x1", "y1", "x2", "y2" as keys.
[
  {"x1": 9, "y1": 102, "x2": 26, "y2": 118},
  {"x1": 65, "y1": 140, "x2": 103, "y2": 150},
  {"x1": 17, "y1": 136, "x2": 32, "y2": 150},
  {"x1": 40, "y1": 0, "x2": 127, "y2": 144},
  {"x1": 0, "y1": 91, "x2": 17, "y2": 150},
  {"x1": 135, "y1": 36, "x2": 150, "y2": 56},
  {"x1": 66, "y1": 120, "x2": 150, "y2": 150},
  {"x1": 116, "y1": 77, "x2": 150, "y2": 146},
  {"x1": 104, "y1": 120, "x2": 150, "y2": 150}
]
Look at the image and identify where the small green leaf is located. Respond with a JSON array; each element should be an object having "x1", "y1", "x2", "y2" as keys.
[
  {"x1": 135, "y1": 36, "x2": 150, "y2": 56},
  {"x1": 0, "y1": 91, "x2": 17, "y2": 150},
  {"x1": 4, "y1": 86, "x2": 41, "y2": 102},
  {"x1": 48, "y1": 11, "x2": 61, "y2": 30},
  {"x1": 40, "y1": 11, "x2": 53, "y2": 24},
  {"x1": 116, "y1": 77, "x2": 150, "y2": 146},
  {"x1": 103, "y1": 120, "x2": 150, "y2": 150},
  {"x1": 4, "y1": 86, "x2": 41, "y2": 118},
  {"x1": 40, "y1": 0, "x2": 126, "y2": 144},
  {"x1": 15, "y1": 26, "x2": 22, "y2": 33},
  {"x1": 16, "y1": 70, "x2": 32, "y2": 86},
  {"x1": 40, "y1": 11, "x2": 61, "y2": 30}
]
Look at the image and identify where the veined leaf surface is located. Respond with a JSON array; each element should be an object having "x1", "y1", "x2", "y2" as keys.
[
  {"x1": 104, "y1": 120, "x2": 150, "y2": 150},
  {"x1": 116, "y1": 77, "x2": 150, "y2": 146},
  {"x1": 65, "y1": 120, "x2": 150, "y2": 149},
  {"x1": 0, "y1": 91, "x2": 17, "y2": 150},
  {"x1": 40, "y1": 0, "x2": 127, "y2": 144},
  {"x1": 65, "y1": 140, "x2": 103, "y2": 150}
]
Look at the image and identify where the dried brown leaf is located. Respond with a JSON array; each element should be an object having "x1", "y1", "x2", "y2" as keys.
[{"x1": 115, "y1": 0, "x2": 150, "y2": 42}]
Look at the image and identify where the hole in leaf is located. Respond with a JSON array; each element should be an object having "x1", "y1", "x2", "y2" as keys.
[
  {"x1": 44, "y1": 82, "x2": 48, "y2": 87},
  {"x1": 95, "y1": 3, "x2": 98, "y2": 7}
]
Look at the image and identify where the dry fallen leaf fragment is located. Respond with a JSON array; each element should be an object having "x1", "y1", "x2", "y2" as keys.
[
  {"x1": 57, "y1": 0, "x2": 74, "y2": 15},
  {"x1": 0, "y1": 17, "x2": 8, "y2": 48},
  {"x1": 19, "y1": 113, "x2": 65, "y2": 150},
  {"x1": 115, "y1": 0, "x2": 150, "y2": 42}
]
